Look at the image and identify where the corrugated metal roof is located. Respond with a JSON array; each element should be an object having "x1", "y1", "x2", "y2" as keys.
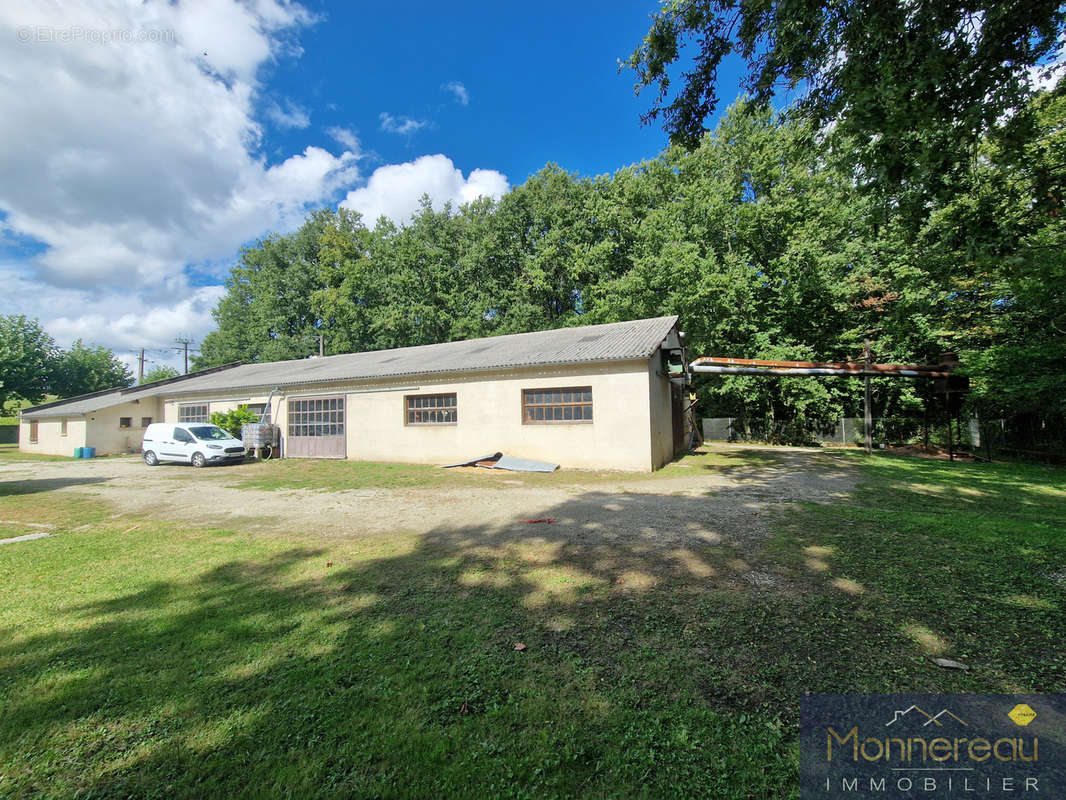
[
  {"x1": 22, "y1": 315, "x2": 678, "y2": 417},
  {"x1": 20, "y1": 389, "x2": 130, "y2": 418},
  {"x1": 152, "y1": 315, "x2": 678, "y2": 395}
]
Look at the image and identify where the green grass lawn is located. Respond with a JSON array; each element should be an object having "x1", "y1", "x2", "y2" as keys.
[
  {"x1": 226, "y1": 447, "x2": 784, "y2": 492},
  {"x1": 0, "y1": 444, "x2": 72, "y2": 462},
  {"x1": 0, "y1": 454, "x2": 1063, "y2": 798}
]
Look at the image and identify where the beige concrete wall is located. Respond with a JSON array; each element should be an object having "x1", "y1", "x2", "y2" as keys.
[
  {"x1": 19, "y1": 416, "x2": 86, "y2": 456},
  {"x1": 161, "y1": 394, "x2": 276, "y2": 423},
  {"x1": 84, "y1": 398, "x2": 164, "y2": 455},
  {"x1": 332, "y1": 360, "x2": 655, "y2": 471},
  {"x1": 648, "y1": 357, "x2": 676, "y2": 469},
  {"x1": 156, "y1": 359, "x2": 664, "y2": 470}
]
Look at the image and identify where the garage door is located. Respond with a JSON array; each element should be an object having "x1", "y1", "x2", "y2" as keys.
[{"x1": 286, "y1": 395, "x2": 346, "y2": 458}]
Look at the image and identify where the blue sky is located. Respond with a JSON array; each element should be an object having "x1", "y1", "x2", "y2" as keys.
[
  {"x1": 0, "y1": 0, "x2": 742, "y2": 372},
  {"x1": 266, "y1": 1, "x2": 703, "y2": 184}
]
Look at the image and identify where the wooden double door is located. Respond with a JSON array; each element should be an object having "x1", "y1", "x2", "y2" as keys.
[{"x1": 286, "y1": 395, "x2": 346, "y2": 458}]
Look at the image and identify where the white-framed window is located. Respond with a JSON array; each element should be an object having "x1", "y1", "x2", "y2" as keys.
[{"x1": 179, "y1": 404, "x2": 209, "y2": 423}]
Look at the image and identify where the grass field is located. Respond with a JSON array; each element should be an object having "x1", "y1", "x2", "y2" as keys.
[
  {"x1": 0, "y1": 444, "x2": 71, "y2": 462},
  {"x1": 0, "y1": 453, "x2": 1063, "y2": 798},
  {"x1": 225, "y1": 448, "x2": 782, "y2": 492}
]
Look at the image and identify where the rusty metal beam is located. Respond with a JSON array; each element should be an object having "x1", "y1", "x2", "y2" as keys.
[{"x1": 689, "y1": 356, "x2": 956, "y2": 378}]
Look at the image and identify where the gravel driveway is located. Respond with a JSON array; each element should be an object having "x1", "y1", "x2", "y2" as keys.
[{"x1": 0, "y1": 447, "x2": 857, "y2": 563}]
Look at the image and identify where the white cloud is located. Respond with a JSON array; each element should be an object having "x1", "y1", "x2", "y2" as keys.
[
  {"x1": 0, "y1": 0, "x2": 507, "y2": 362},
  {"x1": 265, "y1": 98, "x2": 311, "y2": 129},
  {"x1": 340, "y1": 155, "x2": 509, "y2": 226},
  {"x1": 0, "y1": 0, "x2": 356, "y2": 292},
  {"x1": 1028, "y1": 31, "x2": 1066, "y2": 92},
  {"x1": 326, "y1": 126, "x2": 361, "y2": 151},
  {"x1": 0, "y1": 260, "x2": 223, "y2": 372},
  {"x1": 379, "y1": 112, "x2": 429, "y2": 135},
  {"x1": 442, "y1": 81, "x2": 469, "y2": 106}
]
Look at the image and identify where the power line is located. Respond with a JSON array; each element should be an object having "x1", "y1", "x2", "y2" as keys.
[{"x1": 174, "y1": 336, "x2": 195, "y2": 375}]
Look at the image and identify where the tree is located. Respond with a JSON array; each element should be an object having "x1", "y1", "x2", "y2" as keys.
[
  {"x1": 0, "y1": 315, "x2": 57, "y2": 410},
  {"x1": 209, "y1": 405, "x2": 260, "y2": 438},
  {"x1": 195, "y1": 208, "x2": 368, "y2": 368},
  {"x1": 625, "y1": 0, "x2": 1064, "y2": 196},
  {"x1": 52, "y1": 340, "x2": 133, "y2": 397},
  {"x1": 140, "y1": 366, "x2": 180, "y2": 384}
]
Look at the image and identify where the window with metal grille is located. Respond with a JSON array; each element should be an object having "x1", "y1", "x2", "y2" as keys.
[
  {"x1": 140, "y1": 417, "x2": 152, "y2": 428},
  {"x1": 522, "y1": 387, "x2": 593, "y2": 423},
  {"x1": 405, "y1": 393, "x2": 457, "y2": 425},
  {"x1": 287, "y1": 397, "x2": 344, "y2": 437},
  {"x1": 179, "y1": 404, "x2": 208, "y2": 423},
  {"x1": 119, "y1": 417, "x2": 132, "y2": 428}
]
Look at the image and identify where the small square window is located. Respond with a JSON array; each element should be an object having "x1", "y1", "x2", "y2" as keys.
[
  {"x1": 119, "y1": 417, "x2": 132, "y2": 429},
  {"x1": 140, "y1": 417, "x2": 152, "y2": 428}
]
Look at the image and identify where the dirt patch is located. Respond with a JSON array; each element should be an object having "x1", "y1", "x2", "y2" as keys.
[{"x1": 0, "y1": 446, "x2": 857, "y2": 563}]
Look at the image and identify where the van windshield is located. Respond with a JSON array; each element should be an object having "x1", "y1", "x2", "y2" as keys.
[{"x1": 188, "y1": 425, "x2": 232, "y2": 441}]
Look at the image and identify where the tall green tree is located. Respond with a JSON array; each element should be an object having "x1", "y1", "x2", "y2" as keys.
[
  {"x1": 196, "y1": 208, "x2": 366, "y2": 368},
  {"x1": 625, "y1": 0, "x2": 1064, "y2": 199},
  {"x1": 0, "y1": 315, "x2": 57, "y2": 410},
  {"x1": 140, "y1": 365, "x2": 180, "y2": 384},
  {"x1": 52, "y1": 340, "x2": 133, "y2": 396},
  {"x1": 192, "y1": 94, "x2": 1063, "y2": 441}
]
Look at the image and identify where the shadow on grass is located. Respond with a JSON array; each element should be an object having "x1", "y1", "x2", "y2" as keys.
[
  {"x1": 1, "y1": 457, "x2": 1063, "y2": 798},
  {"x1": 854, "y1": 454, "x2": 1066, "y2": 520},
  {"x1": 0, "y1": 476, "x2": 111, "y2": 496}
]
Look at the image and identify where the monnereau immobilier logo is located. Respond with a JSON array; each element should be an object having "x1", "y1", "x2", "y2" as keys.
[{"x1": 800, "y1": 694, "x2": 1066, "y2": 798}]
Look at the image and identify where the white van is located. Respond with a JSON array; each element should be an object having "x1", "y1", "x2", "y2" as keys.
[{"x1": 142, "y1": 423, "x2": 247, "y2": 468}]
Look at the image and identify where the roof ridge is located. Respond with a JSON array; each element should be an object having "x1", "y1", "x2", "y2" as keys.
[
  {"x1": 237, "y1": 316, "x2": 680, "y2": 369},
  {"x1": 20, "y1": 360, "x2": 244, "y2": 416}
]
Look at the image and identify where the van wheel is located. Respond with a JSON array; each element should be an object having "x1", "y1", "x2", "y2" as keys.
[
  {"x1": 144, "y1": 450, "x2": 159, "y2": 466},
  {"x1": 191, "y1": 452, "x2": 206, "y2": 468}
]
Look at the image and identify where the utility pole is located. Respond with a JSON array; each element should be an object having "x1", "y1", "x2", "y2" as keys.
[
  {"x1": 863, "y1": 339, "x2": 873, "y2": 455},
  {"x1": 175, "y1": 336, "x2": 194, "y2": 374},
  {"x1": 318, "y1": 334, "x2": 324, "y2": 358},
  {"x1": 138, "y1": 348, "x2": 145, "y2": 383}
]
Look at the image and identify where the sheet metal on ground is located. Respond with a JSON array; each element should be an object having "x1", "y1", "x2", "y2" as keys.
[
  {"x1": 440, "y1": 453, "x2": 558, "y2": 472},
  {"x1": 440, "y1": 452, "x2": 503, "y2": 468},
  {"x1": 492, "y1": 456, "x2": 558, "y2": 473}
]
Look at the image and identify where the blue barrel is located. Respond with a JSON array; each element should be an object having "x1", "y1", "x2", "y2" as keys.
[
  {"x1": 83, "y1": 447, "x2": 95, "y2": 459},
  {"x1": 73, "y1": 447, "x2": 84, "y2": 458}
]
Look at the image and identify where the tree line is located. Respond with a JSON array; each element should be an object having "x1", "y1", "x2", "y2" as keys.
[
  {"x1": 193, "y1": 93, "x2": 1065, "y2": 439},
  {"x1": 0, "y1": 315, "x2": 175, "y2": 411}
]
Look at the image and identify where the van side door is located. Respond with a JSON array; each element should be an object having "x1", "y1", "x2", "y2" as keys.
[
  {"x1": 153, "y1": 426, "x2": 181, "y2": 462},
  {"x1": 171, "y1": 426, "x2": 196, "y2": 462}
]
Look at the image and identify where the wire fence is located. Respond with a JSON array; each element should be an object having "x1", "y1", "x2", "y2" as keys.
[{"x1": 701, "y1": 416, "x2": 1063, "y2": 463}]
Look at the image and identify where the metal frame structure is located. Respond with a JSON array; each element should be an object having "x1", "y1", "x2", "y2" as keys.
[{"x1": 689, "y1": 343, "x2": 967, "y2": 455}]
